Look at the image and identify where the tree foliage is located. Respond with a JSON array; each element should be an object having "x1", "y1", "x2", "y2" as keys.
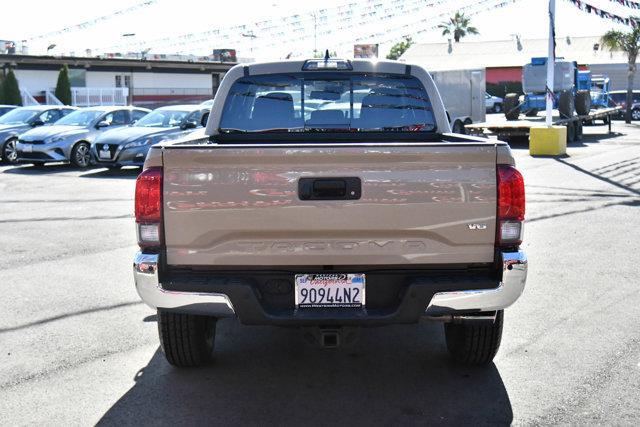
[
  {"x1": 1, "y1": 69, "x2": 22, "y2": 106},
  {"x1": 55, "y1": 65, "x2": 72, "y2": 105},
  {"x1": 386, "y1": 37, "x2": 413, "y2": 60},
  {"x1": 601, "y1": 27, "x2": 640, "y2": 123},
  {"x1": 438, "y1": 11, "x2": 479, "y2": 43}
]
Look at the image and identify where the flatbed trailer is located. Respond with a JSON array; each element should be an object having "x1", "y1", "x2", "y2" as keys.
[{"x1": 466, "y1": 107, "x2": 621, "y2": 142}]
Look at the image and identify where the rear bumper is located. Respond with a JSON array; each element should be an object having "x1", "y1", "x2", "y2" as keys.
[{"x1": 133, "y1": 251, "x2": 527, "y2": 325}]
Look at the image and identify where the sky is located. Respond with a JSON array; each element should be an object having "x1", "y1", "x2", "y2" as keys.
[{"x1": 0, "y1": 0, "x2": 636, "y2": 60}]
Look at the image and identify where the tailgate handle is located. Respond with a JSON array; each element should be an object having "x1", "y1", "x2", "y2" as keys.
[{"x1": 298, "y1": 177, "x2": 361, "y2": 200}]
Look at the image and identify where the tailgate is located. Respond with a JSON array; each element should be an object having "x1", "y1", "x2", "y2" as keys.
[{"x1": 162, "y1": 144, "x2": 497, "y2": 266}]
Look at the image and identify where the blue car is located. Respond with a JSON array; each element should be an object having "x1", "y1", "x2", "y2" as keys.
[{"x1": 91, "y1": 105, "x2": 209, "y2": 168}]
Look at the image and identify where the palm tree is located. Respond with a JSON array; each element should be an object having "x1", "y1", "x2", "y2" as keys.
[
  {"x1": 601, "y1": 28, "x2": 640, "y2": 123},
  {"x1": 438, "y1": 11, "x2": 479, "y2": 43}
]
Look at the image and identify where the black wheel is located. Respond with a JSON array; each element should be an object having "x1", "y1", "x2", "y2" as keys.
[
  {"x1": 525, "y1": 109, "x2": 538, "y2": 117},
  {"x1": 158, "y1": 310, "x2": 217, "y2": 367},
  {"x1": 566, "y1": 122, "x2": 576, "y2": 143},
  {"x1": 444, "y1": 311, "x2": 503, "y2": 365},
  {"x1": 575, "y1": 90, "x2": 591, "y2": 116},
  {"x1": 575, "y1": 120, "x2": 583, "y2": 141},
  {"x1": 558, "y1": 90, "x2": 575, "y2": 118},
  {"x1": 632, "y1": 109, "x2": 640, "y2": 121},
  {"x1": 504, "y1": 93, "x2": 520, "y2": 120},
  {"x1": 492, "y1": 103, "x2": 502, "y2": 113},
  {"x1": 1, "y1": 138, "x2": 19, "y2": 164},
  {"x1": 452, "y1": 120, "x2": 465, "y2": 134},
  {"x1": 70, "y1": 142, "x2": 91, "y2": 168}
]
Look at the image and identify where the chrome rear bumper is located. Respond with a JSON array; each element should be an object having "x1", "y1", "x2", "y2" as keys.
[
  {"x1": 133, "y1": 251, "x2": 527, "y2": 318},
  {"x1": 133, "y1": 253, "x2": 235, "y2": 317},
  {"x1": 423, "y1": 251, "x2": 527, "y2": 316}
]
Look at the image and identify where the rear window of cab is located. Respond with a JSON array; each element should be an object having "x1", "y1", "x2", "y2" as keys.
[{"x1": 218, "y1": 72, "x2": 436, "y2": 134}]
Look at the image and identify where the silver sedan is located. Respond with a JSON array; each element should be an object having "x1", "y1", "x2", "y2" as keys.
[{"x1": 16, "y1": 106, "x2": 150, "y2": 168}]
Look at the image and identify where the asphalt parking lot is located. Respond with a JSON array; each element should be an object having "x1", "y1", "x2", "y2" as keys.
[{"x1": 1, "y1": 121, "x2": 639, "y2": 425}]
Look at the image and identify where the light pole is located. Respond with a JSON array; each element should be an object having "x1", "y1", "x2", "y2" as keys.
[
  {"x1": 122, "y1": 33, "x2": 137, "y2": 105},
  {"x1": 241, "y1": 31, "x2": 257, "y2": 56}
]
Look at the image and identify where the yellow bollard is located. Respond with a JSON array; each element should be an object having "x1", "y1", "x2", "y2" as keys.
[{"x1": 529, "y1": 126, "x2": 567, "y2": 156}]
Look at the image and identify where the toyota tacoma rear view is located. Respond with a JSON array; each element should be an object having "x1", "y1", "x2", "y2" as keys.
[{"x1": 133, "y1": 59, "x2": 528, "y2": 367}]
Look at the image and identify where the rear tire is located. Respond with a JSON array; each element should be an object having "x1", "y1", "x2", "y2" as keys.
[
  {"x1": 575, "y1": 90, "x2": 591, "y2": 116},
  {"x1": 504, "y1": 93, "x2": 520, "y2": 120},
  {"x1": 444, "y1": 310, "x2": 503, "y2": 366},
  {"x1": 158, "y1": 310, "x2": 217, "y2": 367},
  {"x1": 452, "y1": 120, "x2": 465, "y2": 134},
  {"x1": 558, "y1": 90, "x2": 575, "y2": 118}
]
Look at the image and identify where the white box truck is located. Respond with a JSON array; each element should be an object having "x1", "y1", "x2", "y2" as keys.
[{"x1": 429, "y1": 69, "x2": 486, "y2": 134}]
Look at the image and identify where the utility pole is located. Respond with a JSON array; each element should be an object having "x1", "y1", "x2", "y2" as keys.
[
  {"x1": 546, "y1": 0, "x2": 555, "y2": 127},
  {"x1": 312, "y1": 12, "x2": 317, "y2": 56}
]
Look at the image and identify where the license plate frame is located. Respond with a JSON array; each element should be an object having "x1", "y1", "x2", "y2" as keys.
[
  {"x1": 295, "y1": 273, "x2": 365, "y2": 308},
  {"x1": 99, "y1": 150, "x2": 111, "y2": 160},
  {"x1": 22, "y1": 144, "x2": 33, "y2": 153}
]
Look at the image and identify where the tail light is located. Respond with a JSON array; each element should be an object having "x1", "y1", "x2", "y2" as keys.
[
  {"x1": 497, "y1": 164, "x2": 525, "y2": 246},
  {"x1": 135, "y1": 167, "x2": 163, "y2": 248}
]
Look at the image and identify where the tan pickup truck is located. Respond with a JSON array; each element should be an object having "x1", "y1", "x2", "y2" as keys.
[{"x1": 133, "y1": 58, "x2": 527, "y2": 367}]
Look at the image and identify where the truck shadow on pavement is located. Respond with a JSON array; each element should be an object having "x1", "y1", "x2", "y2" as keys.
[{"x1": 98, "y1": 320, "x2": 513, "y2": 425}]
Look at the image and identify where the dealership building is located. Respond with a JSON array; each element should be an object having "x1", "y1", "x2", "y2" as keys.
[
  {"x1": 0, "y1": 54, "x2": 235, "y2": 108},
  {"x1": 401, "y1": 35, "x2": 639, "y2": 95}
]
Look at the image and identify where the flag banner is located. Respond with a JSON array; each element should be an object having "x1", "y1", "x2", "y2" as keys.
[
  {"x1": 566, "y1": 0, "x2": 640, "y2": 27},
  {"x1": 28, "y1": 1, "x2": 158, "y2": 41},
  {"x1": 607, "y1": 0, "x2": 640, "y2": 10},
  {"x1": 93, "y1": 0, "x2": 519, "y2": 59}
]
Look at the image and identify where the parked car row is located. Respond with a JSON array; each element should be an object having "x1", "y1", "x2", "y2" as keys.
[{"x1": 0, "y1": 104, "x2": 210, "y2": 168}]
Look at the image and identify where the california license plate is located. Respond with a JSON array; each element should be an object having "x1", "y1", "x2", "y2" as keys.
[
  {"x1": 99, "y1": 150, "x2": 111, "y2": 159},
  {"x1": 22, "y1": 144, "x2": 33, "y2": 153},
  {"x1": 295, "y1": 274, "x2": 365, "y2": 308}
]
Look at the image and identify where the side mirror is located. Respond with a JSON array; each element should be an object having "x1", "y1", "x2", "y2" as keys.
[
  {"x1": 181, "y1": 120, "x2": 198, "y2": 130},
  {"x1": 31, "y1": 119, "x2": 45, "y2": 127},
  {"x1": 96, "y1": 121, "x2": 110, "y2": 128}
]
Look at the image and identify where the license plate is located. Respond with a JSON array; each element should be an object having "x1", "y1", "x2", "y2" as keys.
[
  {"x1": 99, "y1": 150, "x2": 111, "y2": 159},
  {"x1": 22, "y1": 144, "x2": 32, "y2": 153},
  {"x1": 295, "y1": 274, "x2": 365, "y2": 308}
]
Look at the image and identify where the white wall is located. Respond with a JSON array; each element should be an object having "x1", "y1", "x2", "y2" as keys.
[
  {"x1": 11, "y1": 69, "x2": 221, "y2": 94},
  {"x1": 85, "y1": 71, "x2": 118, "y2": 87},
  {"x1": 13, "y1": 70, "x2": 58, "y2": 93},
  {"x1": 131, "y1": 72, "x2": 211, "y2": 89}
]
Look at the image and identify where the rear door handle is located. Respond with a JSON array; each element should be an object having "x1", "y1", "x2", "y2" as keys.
[{"x1": 298, "y1": 177, "x2": 361, "y2": 200}]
